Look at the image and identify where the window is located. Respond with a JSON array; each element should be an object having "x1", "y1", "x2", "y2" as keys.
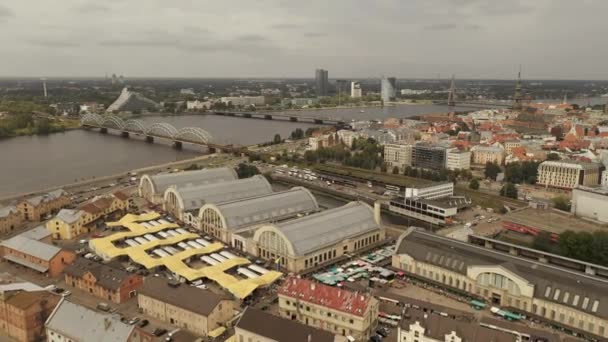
[
  {"x1": 573, "y1": 295, "x2": 580, "y2": 306},
  {"x1": 582, "y1": 297, "x2": 590, "y2": 310},
  {"x1": 591, "y1": 300, "x2": 599, "y2": 313},
  {"x1": 544, "y1": 286, "x2": 552, "y2": 298},
  {"x1": 349, "y1": 319, "x2": 354, "y2": 324},
  {"x1": 599, "y1": 326, "x2": 604, "y2": 336},
  {"x1": 562, "y1": 292, "x2": 570, "y2": 304},
  {"x1": 553, "y1": 289, "x2": 561, "y2": 300}
]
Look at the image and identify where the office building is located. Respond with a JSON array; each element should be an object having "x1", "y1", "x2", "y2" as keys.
[
  {"x1": 446, "y1": 148, "x2": 471, "y2": 170},
  {"x1": 571, "y1": 185, "x2": 608, "y2": 223},
  {"x1": 278, "y1": 276, "x2": 379, "y2": 340},
  {"x1": 384, "y1": 143, "x2": 413, "y2": 171},
  {"x1": 381, "y1": 77, "x2": 397, "y2": 102},
  {"x1": 412, "y1": 144, "x2": 447, "y2": 170},
  {"x1": 251, "y1": 201, "x2": 385, "y2": 273},
  {"x1": 350, "y1": 81, "x2": 362, "y2": 98},
  {"x1": 316, "y1": 69, "x2": 329, "y2": 97},
  {"x1": 0, "y1": 290, "x2": 60, "y2": 342},
  {"x1": 392, "y1": 228, "x2": 608, "y2": 340},
  {"x1": 537, "y1": 160, "x2": 601, "y2": 189},
  {"x1": 138, "y1": 277, "x2": 234, "y2": 337}
]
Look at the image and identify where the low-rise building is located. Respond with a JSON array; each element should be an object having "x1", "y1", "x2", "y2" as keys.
[
  {"x1": 384, "y1": 143, "x2": 413, "y2": 171},
  {"x1": 63, "y1": 257, "x2": 143, "y2": 304},
  {"x1": 309, "y1": 132, "x2": 340, "y2": 151},
  {"x1": 537, "y1": 160, "x2": 601, "y2": 189},
  {"x1": 45, "y1": 299, "x2": 135, "y2": 342},
  {"x1": 0, "y1": 206, "x2": 22, "y2": 234},
  {"x1": 220, "y1": 96, "x2": 265, "y2": 107},
  {"x1": 46, "y1": 209, "x2": 83, "y2": 240},
  {"x1": 235, "y1": 307, "x2": 343, "y2": 342},
  {"x1": 445, "y1": 148, "x2": 471, "y2": 170},
  {"x1": 186, "y1": 100, "x2": 211, "y2": 110},
  {"x1": 0, "y1": 234, "x2": 75, "y2": 277},
  {"x1": 392, "y1": 228, "x2": 608, "y2": 340},
  {"x1": 251, "y1": 201, "x2": 385, "y2": 273},
  {"x1": 278, "y1": 276, "x2": 379, "y2": 340},
  {"x1": 0, "y1": 290, "x2": 61, "y2": 342},
  {"x1": 471, "y1": 144, "x2": 505, "y2": 165},
  {"x1": 389, "y1": 183, "x2": 470, "y2": 225},
  {"x1": 571, "y1": 185, "x2": 608, "y2": 223},
  {"x1": 137, "y1": 277, "x2": 234, "y2": 337},
  {"x1": 17, "y1": 189, "x2": 70, "y2": 221}
]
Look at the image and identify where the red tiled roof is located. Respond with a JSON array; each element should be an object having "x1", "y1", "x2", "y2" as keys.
[
  {"x1": 79, "y1": 197, "x2": 113, "y2": 214},
  {"x1": 278, "y1": 277, "x2": 372, "y2": 317},
  {"x1": 113, "y1": 191, "x2": 129, "y2": 201}
]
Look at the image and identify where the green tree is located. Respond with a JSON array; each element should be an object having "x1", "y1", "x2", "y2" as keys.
[
  {"x1": 34, "y1": 117, "x2": 51, "y2": 135},
  {"x1": 484, "y1": 162, "x2": 502, "y2": 181},
  {"x1": 500, "y1": 183, "x2": 518, "y2": 199},
  {"x1": 273, "y1": 134, "x2": 282, "y2": 144},
  {"x1": 469, "y1": 178, "x2": 480, "y2": 190},
  {"x1": 546, "y1": 153, "x2": 560, "y2": 161},
  {"x1": 392, "y1": 166, "x2": 400, "y2": 174},
  {"x1": 290, "y1": 128, "x2": 305, "y2": 140},
  {"x1": 552, "y1": 196, "x2": 571, "y2": 211},
  {"x1": 235, "y1": 163, "x2": 260, "y2": 179}
]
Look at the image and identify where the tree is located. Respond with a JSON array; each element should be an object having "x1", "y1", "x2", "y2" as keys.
[
  {"x1": 34, "y1": 117, "x2": 51, "y2": 135},
  {"x1": 273, "y1": 134, "x2": 282, "y2": 144},
  {"x1": 392, "y1": 166, "x2": 400, "y2": 174},
  {"x1": 484, "y1": 162, "x2": 501, "y2": 181},
  {"x1": 380, "y1": 163, "x2": 387, "y2": 173},
  {"x1": 469, "y1": 178, "x2": 480, "y2": 190},
  {"x1": 290, "y1": 128, "x2": 304, "y2": 140},
  {"x1": 235, "y1": 163, "x2": 260, "y2": 179},
  {"x1": 546, "y1": 153, "x2": 560, "y2": 161},
  {"x1": 552, "y1": 196, "x2": 571, "y2": 211},
  {"x1": 500, "y1": 183, "x2": 518, "y2": 199}
]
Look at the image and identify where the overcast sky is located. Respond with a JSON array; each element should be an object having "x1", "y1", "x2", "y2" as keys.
[{"x1": 1, "y1": 0, "x2": 607, "y2": 79}]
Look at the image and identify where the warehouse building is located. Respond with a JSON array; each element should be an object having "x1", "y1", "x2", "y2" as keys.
[
  {"x1": 251, "y1": 201, "x2": 385, "y2": 273},
  {"x1": 198, "y1": 187, "x2": 320, "y2": 248},
  {"x1": 392, "y1": 228, "x2": 608, "y2": 340},
  {"x1": 0, "y1": 233, "x2": 75, "y2": 277},
  {"x1": 138, "y1": 167, "x2": 238, "y2": 204},
  {"x1": 571, "y1": 185, "x2": 608, "y2": 223},
  {"x1": 164, "y1": 175, "x2": 273, "y2": 223}
]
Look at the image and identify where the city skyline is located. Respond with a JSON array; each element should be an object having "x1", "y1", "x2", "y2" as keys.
[{"x1": 1, "y1": 1, "x2": 608, "y2": 79}]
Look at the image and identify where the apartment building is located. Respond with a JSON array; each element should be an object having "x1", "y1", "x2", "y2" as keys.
[
  {"x1": 392, "y1": 228, "x2": 608, "y2": 340},
  {"x1": 138, "y1": 277, "x2": 234, "y2": 337},
  {"x1": 0, "y1": 290, "x2": 60, "y2": 342},
  {"x1": 64, "y1": 258, "x2": 143, "y2": 304},
  {"x1": 503, "y1": 139, "x2": 522, "y2": 154},
  {"x1": 537, "y1": 160, "x2": 601, "y2": 189},
  {"x1": 445, "y1": 149, "x2": 471, "y2": 170},
  {"x1": 278, "y1": 276, "x2": 379, "y2": 340},
  {"x1": 471, "y1": 144, "x2": 505, "y2": 165},
  {"x1": 384, "y1": 143, "x2": 413, "y2": 171},
  {"x1": 17, "y1": 189, "x2": 70, "y2": 221},
  {"x1": 0, "y1": 206, "x2": 21, "y2": 234}
]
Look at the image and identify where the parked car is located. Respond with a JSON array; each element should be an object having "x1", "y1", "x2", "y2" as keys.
[
  {"x1": 128, "y1": 317, "x2": 140, "y2": 325},
  {"x1": 152, "y1": 328, "x2": 167, "y2": 337},
  {"x1": 138, "y1": 319, "x2": 149, "y2": 328},
  {"x1": 376, "y1": 327, "x2": 390, "y2": 337},
  {"x1": 96, "y1": 302, "x2": 111, "y2": 312},
  {"x1": 61, "y1": 291, "x2": 72, "y2": 297}
]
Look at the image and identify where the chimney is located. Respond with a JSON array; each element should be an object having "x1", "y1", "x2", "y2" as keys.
[{"x1": 374, "y1": 201, "x2": 382, "y2": 225}]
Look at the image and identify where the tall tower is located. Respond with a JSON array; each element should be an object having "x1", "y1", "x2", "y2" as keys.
[
  {"x1": 447, "y1": 75, "x2": 456, "y2": 106},
  {"x1": 315, "y1": 69, "x2": 329, "y2": 97},
  {"x1": 41, "y1": 78, "x2": 48, "y2": 98},
  {"x1": 512, "y1": 68, "x2": 524, "y2": 111},
  {"x1": 562, "y1": 91, "x2": 568, "y2": 105}
]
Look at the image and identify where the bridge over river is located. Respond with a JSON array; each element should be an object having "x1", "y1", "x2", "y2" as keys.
[{"x1": 80, "y1": 114, "x2": 237, "y2": 152}]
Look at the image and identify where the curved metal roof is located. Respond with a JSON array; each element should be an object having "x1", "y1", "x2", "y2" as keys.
[
  {"x1": 149, "y1": 167, "x2": 238, "y2": 194},
  {"x1": 275, "y1": 201, "x2": 380, "y2": 256},
  {"x1": 172, "y1": 175, "x2": 273, "y2": 211},
  {"x1": 211, "y1": 187, "x2": 319, "y2": 231}
]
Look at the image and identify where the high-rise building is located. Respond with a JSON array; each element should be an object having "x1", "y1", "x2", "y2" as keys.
[
  {"x1": 412, "y1": 144, "x2": 446, "y2": 170},
  {"x1": 381, "y1": 77, "x2": 397, "y2": 102},
  {"x1": 350, "y1": 81, "x2": 362, "y2": 98},
  {"x1": 315, "y1": 69, "x2": 329, "y2": 97}
]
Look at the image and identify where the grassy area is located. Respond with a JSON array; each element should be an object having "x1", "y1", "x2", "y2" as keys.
[{"x1": 313, "y1": 164, "x2": 526, "y2": 211}]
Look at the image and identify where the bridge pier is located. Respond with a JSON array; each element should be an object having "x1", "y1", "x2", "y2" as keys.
[
  {"x1": 289, "y1": 117, "x2": 298, "y2": 122},
  {"x1": 226, "y1": 112, "x2": 235, "y2": 117},
  {"x1": 145, "y1": 136, "x2": 154, "y2": 143},
  {"x1": 100, "y1": 127, "x2": 108, "y2": 134},
  {"x1": 314, "y1": 119, "x2": 324, "y2": 124},
  {"x1": 173, "y1": 141, "x2": 183, "y2": 149},
  {"x1": 121, "y1": 131, "x2": 129, "y2": 138},
  {"x1": 244, "y1": 113, "x2": 252, "y2": 118},
  {"x1": 264, "y1": 114, "x2": 272, "y2": 120},
  {"x1": 208, "y1": 147, "x2": 217, "y2": 154}
]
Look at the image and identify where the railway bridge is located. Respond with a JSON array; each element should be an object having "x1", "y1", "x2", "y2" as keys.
[{"x1": 80, "y1": 114, "x2": 235, "y2": 152}]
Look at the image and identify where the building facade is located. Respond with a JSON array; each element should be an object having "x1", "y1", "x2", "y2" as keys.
[
  {"x1": 350, "y1": 81, "x2": 362, "y2": 98},
  {"x1": 0, "y1": 235, "x2": 75, "y2": 277},
  {"x1": 384, "y1": 143, "x2": 413, "y2": 171},
  {"x1": 219, "y1": 96, "x2": 265, "y2": 107},
  {"x1": 17, "y1": 189, "x2": 70, "y2": 221},
  {"x1": 471, "y1": 144, "x2": 505, "y2": 165},
  {"x1": 537, "y1": 161, "x2": 601, "y2": 189},
  {"x1": 446, "y1": 149, "x2": 471, "y2": 171},
  {"x1": 571, "y1": 186, "x2": 608, "y2": 223},
  {"x1": 64, "y1": 258, "x2": 143, "y2": 304},
  {"x1": 0, "y1": 206, "x2": 22, "y2": 234},
  {"x1": 138, "y1": 278, "x2": 234, "y2": 337},
  {"x1": 251, "y1": 202, "x2": 385, "y2": 273},
  {"x1": 0, "y1": 290, "x2": 61, "y2": 342},
  {"x1": 278, "y1": 277, "x2": 379, "y2": 340},
  {"x1": 412, "y1": 144, "x2": 447, "y2": 170},
  {"x1": 316, "y1": 69, "x2": 329, "y2": 97},
  {"x1": 392, "y1": 228, "x2": 608, "y2": 340}
]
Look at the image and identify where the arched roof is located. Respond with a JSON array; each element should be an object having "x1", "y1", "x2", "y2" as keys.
[
  {"x1": 145, "y1": 167, "x2": 238, "y2": 195},
  {"x1": 254, "y1": 201, "x2": 381, "y2": 257},
  {"x1": 198, "y1": 187, "x2": 319, "y2": 231},
  {"x1": 164, "y1": 175, "x2": 273, "y2": 212}
]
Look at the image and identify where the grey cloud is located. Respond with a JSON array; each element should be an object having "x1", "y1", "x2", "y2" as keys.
[
  {"x1": 236, "y1": 34, "x2": 267, "y2": 42},
  {"x1": 271, "y1": 23, "x2": 300, "y2": 30},
  {"x1": 99, "y1": 38, "x2": 176, "y2": 47},
  {"x1": 463, "y1": 24, "x2": 482, "y2": 31},
  {"x1": 0, "y1": 5, "x2": 14, "y2": 18},
  {"x1": 73, "y1": 3, "x2": 111, "y2": 13},
  {"x1": 183, "y1": 25, "x2": 211, "y2": 35},
  {"x1": 303, "y1": 32, "x2": 327, "y2": 38},
  {"x1": 27, "y1": 39, "x2": 80, "y2": 48},
  {"x1": 424, "y1": 23, "x2": 458, "y2": 31}
]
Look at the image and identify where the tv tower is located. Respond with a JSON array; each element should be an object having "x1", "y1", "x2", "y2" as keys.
[
  {"x1": 447, "y1": 75, "x2": 456, "y2": 106},
  {"x1": 41, "y1": 78, "x2": 48, "y2": 98},
  {"x1": 512, "y1": 67, "x2": 524, "y2": 110}
]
